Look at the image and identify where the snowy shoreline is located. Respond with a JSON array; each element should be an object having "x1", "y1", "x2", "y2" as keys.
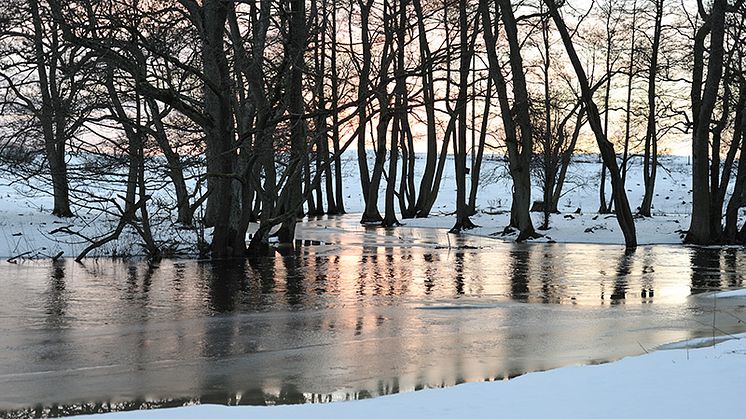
[
  {"x1": 2, "y1": 155, "x2": 738, "y2": 259},
  {"x1": 76, "y1": 331, "x2": 746, "y2": 419}
]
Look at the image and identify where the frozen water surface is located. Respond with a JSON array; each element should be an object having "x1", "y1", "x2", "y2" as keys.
[{"x1": 1, "y1": 215, "x2": 745, "y2": 416}]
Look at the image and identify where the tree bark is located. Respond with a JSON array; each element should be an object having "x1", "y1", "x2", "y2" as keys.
[
  {"x1": 685, "y1": 0, "x2": 727, "y2": 245},
  {"x1": 493, "y1": 0, "x2": 537, "y2": 240},
  {"x1": 545, "y1": 0, "x2": 637, "y2": 248},
  {"x1": 30, "y1": 0, "x2": 73, "y2": 218},
  {"x1": 639, "y1": 0, "x2": 662, "y2": 217}
]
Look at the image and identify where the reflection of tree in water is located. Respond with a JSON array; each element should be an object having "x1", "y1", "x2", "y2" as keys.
[
  {"x1": 640, "y1": 253, "x2": 655, "y2": 301},
  {"x1": 376, "y1": 377, "x2": 400, "y2": 398},
  {"x1": 422, "y1": 253, "x2": 438, "y2": 295},
  {"x1": 39, "y1": 260, "x2": 72, "y2": 365},
  {"x1": 509, "y1": 247, "x2": 530, "y2": 302},
  {"x1": 44, "y1": 260, "x2": 69, "y2": 326},
  {"x1": 313, "y1": 255, "x2": 327, "y2": 295},
  {"x1": 610, "y1": 249, "x2": 635, "y2": 304},
  {"x1": 248, "y1": 256, "x2": 277, "y2": 297},
  {"x1": 353, "y1": 230, "x2": 414, "y2": 298},
  {"x1": 6, "y1": 386, "x2": 330, "y2": 417},
  {"x1": 205, "y1": 260, "x2": 248, "y2": 312},
  {"x1": 722, "y1": 248, "x2": 744, "y2": 289},
  {"x1": 281, "y1": 253, "x2": 305, "y2": 307},
  {"x1": 690, "y1": 248, "x2": 723, "y2": 294},
  {"x1": 539, "y1": 250, "x2": 561, "y2": 304},
  {"x1": 453, "y1": 252, "x2": 465, "y2": 295},
  {"x1": 277, "y1": 384, "x2": 307, "y2": 404}
]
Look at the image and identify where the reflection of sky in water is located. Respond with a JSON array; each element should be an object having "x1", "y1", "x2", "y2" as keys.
[{"x1": 1, "y1": 217, "x2": 745, "y2": 415}]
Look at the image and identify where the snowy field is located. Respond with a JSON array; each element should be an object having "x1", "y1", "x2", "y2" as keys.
[
  {"x1": 79, "y1": 329, "x2": 746, "y2": 419},
  {"x1": 0, "y1": 154, "x2": 720, "y2": 259}
]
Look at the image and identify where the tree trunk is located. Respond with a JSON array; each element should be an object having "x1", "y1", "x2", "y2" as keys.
[
  {"x1": 621, "y1": 0, "x2": 638, "y2": 188},
  {"x1": 496, "y1": 0, "x2": 537, "y2": 240},
  {"x1": 147, "y1": 99, "x2": 192, "y2": 225},
  {"x1": 468, "y1": 76, "x2": 491, "y2": 215},
  {"x1": 639, "y1": 0, "x2": 662, "y2": 217},
  {"x1": 545, "y1": 0, "x2": 637, "y2": 248},
  {"x1": 686, "y1": 0, "x2": 726, "y2": 245},
  {"x1": 724, "y1": 81, "x2": 746, "y2": 242},
  {"x1": 30, "y1": 0, "x2": 73, "y2": 218},
  {"x1": 451, "y1": 0, "x2": 477, "y2": 233},
  {"x1": 277, "y1": 0, "x2": 308, "y2": 244},
  {"x1": 551, "y1": 106, "x2": 585, "y2": 211},
  {"x1": 355, "y1": 0, "x2": 374, "y2": 204},
  {"x1": 330, "y1": 4, "x2": 345, "y2": 214},
  {"x1": 202, "y1": 0, "x2": 241, "y2": 258},
  {"x1": 412, "y1": 0, "x2": 439, "y2": 218}
]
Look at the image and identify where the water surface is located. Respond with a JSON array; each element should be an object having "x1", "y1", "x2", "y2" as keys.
[{"x1": 1, "y1": 217, "x2": 745, "y2": 417}]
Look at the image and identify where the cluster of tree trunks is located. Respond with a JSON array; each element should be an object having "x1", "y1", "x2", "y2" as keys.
[{"x1": 3, "y1": 0, "x2": 746, "y2": 260}]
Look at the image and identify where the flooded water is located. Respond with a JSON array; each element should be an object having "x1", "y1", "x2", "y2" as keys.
[{"x1": 1, "y1": 216, "x2": 746, "y2": 417}]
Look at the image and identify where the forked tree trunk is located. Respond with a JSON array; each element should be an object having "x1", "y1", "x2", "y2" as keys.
[
  {"x1": 30, "y1": 0, "x2": 73, "y2": 218},
  {"x1": 686, "y1": 0, "x2": 727, "y2": 245},
  {"x1": 497, "y1": 0, "x2": 537, "y2": 240}
]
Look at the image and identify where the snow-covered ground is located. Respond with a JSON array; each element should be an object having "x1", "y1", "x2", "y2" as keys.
[
  {"x1": 0, "y1": 154, "x2": 713, "y2": 258},
  {"x1": 79, "y1": 331, "x2": 746, "y2": 419}
]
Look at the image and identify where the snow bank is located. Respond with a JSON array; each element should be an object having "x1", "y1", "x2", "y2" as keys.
[{"x1": 79, "y1": 333, "x2": 746, "y2": 419}]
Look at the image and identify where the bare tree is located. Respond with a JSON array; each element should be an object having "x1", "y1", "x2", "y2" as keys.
[
  {"x1": 545, "y1": 0, "x2": 638, "y2": 248},
  {"x1": 685, "y1": 0, "x2": 727, "y2": 244}
]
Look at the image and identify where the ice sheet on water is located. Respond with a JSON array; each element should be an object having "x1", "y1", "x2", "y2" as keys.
[
  {"x1": 697, "y1": 288, "x2": 746, "y2": 299},
  {"x1": 414, "y1": 303, "x2": 501, "y2": 310}
]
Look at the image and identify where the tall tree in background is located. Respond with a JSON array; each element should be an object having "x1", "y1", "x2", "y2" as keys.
[
  {"x1": 639, "y1": 0, "x2": 663, "y2": 217},
  {"x1": 545, "y1": 0, "x2": 638, "y2": 248},
  {"x1": 499, "y1": 0, "x2": 539, "y2": 239},
  {"x1": 620, "y1": 0, "x2": 638, "y2": 188},
  {"x1": 0, "y1": 0, "x2": 95, "y2": 217},
  {"x1": 450, "y1": 0, "x2": 477, "y2": 232},
  {"x1": 275, "y1": 0, "x2": 309, "y2": 242}
]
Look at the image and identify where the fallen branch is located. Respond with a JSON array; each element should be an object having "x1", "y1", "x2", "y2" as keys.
[
  {"x1": 74, "y1": 197, "x2": 148, "y2": 262},
  {"x1": 6, "y1": 251, "x2": 32, "y2": 263}
]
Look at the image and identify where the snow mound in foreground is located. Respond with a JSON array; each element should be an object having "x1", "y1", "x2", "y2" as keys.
[{"x1": 80, "y1": 333, "x2": 746, "y2": 419}]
